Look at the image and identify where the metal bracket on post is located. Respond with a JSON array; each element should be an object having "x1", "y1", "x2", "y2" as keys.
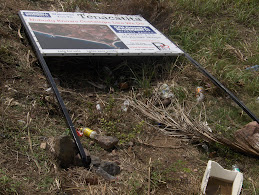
[{"x1": 18, "y1": 12, "x2": 91, "y2": 168}]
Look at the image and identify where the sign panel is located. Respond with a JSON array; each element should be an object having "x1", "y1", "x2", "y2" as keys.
[{"x1": 19, "y1": 10, "x2": 183, "y2": 56}]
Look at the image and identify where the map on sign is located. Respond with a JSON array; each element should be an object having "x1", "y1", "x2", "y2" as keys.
[{"x1": 19, "y1": 10, "x2": 183, "y2": 56}]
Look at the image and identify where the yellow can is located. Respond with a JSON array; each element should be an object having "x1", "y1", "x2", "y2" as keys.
[{"x1": 79, "y1": 128, "x2": 97, "y2": 139}]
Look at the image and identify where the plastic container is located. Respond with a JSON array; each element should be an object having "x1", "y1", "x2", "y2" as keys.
[
  {"x1": 232, "y1": 165, "x2": 240, "y2": 172},
  {"x1": 196, "y1": 86, "x2": 204, "y2": 102},
  {"x1": 96, "y1": 103, "x2": 101, "y2": 111},
  {"x1": 159, "y1": 84, "x2": 174, "y2": 99},
  {"x1": 196, "y1": 86, "x2": 204, "y2": 94},
  {"x1": 121, "y1": 99, "x2": 130, "y2": 112},
  {"x1": 245, "y1": 65, "x2": 259, "y2": 71},
  {"x1": 79, "y1": 127, "x2": 97, "y2": 139},
  {"x1": 201, "y1": 160, "x2": 243, "y2": 195}
]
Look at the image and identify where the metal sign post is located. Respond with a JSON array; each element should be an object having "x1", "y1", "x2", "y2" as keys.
[
  {"x1": 18, "y1": 10, "x2": 185, "y2": 167},
  {"x1": 184, "y1": 52, "x2": 259, "y2": 124},
  {"x1": 19, "y1": 10, "x2": 258, "y2": 169},
  {"x1": 19, "y1": 12, "x2": 91, "y2": 168}
]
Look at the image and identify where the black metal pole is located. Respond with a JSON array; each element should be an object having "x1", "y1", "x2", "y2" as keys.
[
  {"x1": 18, "y1": 12, "x2": 91, "y2": 167},
  {"x1": 184, "y1": 52, "x2": 259, "y2": 124},
  {"x1": 146, "y1": 17, "x2": 258, "y2": 123}
]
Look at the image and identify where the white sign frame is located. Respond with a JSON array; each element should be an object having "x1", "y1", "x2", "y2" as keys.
[{"x1": 19, "y1": 10, "x2": 183, "y2": 56}]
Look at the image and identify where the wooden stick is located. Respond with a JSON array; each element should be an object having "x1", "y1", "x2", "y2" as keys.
[{"x1": 148, "y1": 158, "x2": 152, "y2": 195}]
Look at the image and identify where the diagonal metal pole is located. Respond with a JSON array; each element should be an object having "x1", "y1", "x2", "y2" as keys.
[
  {"x1": 18, "y1": 12, "x2": 91, "y2": 167},
  {"x1": 146, "y1": 18, "x2": 258, "y2": 123},
  {"x1": 184, "y1": 52, "x2": 259, "y2": 124}
]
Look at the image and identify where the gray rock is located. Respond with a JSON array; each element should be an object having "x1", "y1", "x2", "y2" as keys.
[
  {"x1": 100, "y1": 161, "x2": 120, "y2": 176},
  {"x1": 95, "y1": 166, "x2": 116, "y2": 181},
  {"x1": 91, "y1": 155, "x2": 101, "y2": 167},
  {"x1": 95, "y1": 135, "x2": 118, "y2": 150},
  {"x1": 155, "y1": 98, "x2": 171, "y2": 107}
]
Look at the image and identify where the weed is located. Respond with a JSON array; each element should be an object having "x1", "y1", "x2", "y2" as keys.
[
  {"x1": 100, "y1": 118, "x2": 118, "y2": 134},
  {"x1": 183, "y1": 167, "x2": 191, "y2": 173},
  {"x1": 150, "y1": 159, "x2": 191, "y2": 189},
  {"x1": 0, "y1": 169, "x2": 21, "y2": 194},
  {"x1": 177, "y1": 0, "x2": 225, "y2": 17},
  {"x1": 100, "y1": 118, "x2": 144, "y2": 144},
  {"x1": 118, "y1": 120, "x2": 144, "y2": 144},
  {"x1": 104, "y1": 96, "x2": 116, "y2": 113},
  {"x1": 1, "y1": 0, "x2": 258, "y2": 194},
  {"x1": 170, "y1": 26, "x2": 204, "y2": 53},
  {"x1": 0, "y1": 46, "x2": 16, "y2": 65},
  {"x1": 128, "y1": 64, "x2": 154, "y2": 97},
  {"x1": 64, "y1": 128, "x2": 71, "y2": 136},
  {"x1": 173, "y1": 86, "x2": 187, "y2": 102},
  {"x1": 37, "y1": 176, "x2": 55, "y2": 192},
  {"x1": 129, "y1": 177, "x2": 143, "y2": 195},
  {"x1": 64, "y1": 0, "x2": 98, "y2": 13},
  {"x1": 234, "y1": 1, "x2": 259, "y2": 26}
]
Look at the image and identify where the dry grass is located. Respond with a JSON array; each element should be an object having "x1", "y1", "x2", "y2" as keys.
[
  {"x1": 127, "y1": 82, "x2": 259, "y2": 157},
  {"x1": 64, "y1": 0, "x2": 175, "y2": 32},
  {"x1": 0, "y1": 0, "x2": 258, "y2": 194}
]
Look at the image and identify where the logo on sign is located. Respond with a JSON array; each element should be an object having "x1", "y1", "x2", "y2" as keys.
[
  {"x1": 110, "y1": 25, "x2": 156, "y2": 34},
  {"x1": 23, "y1": 12, "x2": 51, "y2": 17},
  {"x1": 152, "y1": 43, "x2": 170, "y2": 50}
]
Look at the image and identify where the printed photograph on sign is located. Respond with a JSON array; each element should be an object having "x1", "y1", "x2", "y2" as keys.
[
  {"x1": 19, "y1": 10, "x2": 184, "y2": 56},
  {"x1": 29, "y1": 23, "x2": 129, "y2": 49}
]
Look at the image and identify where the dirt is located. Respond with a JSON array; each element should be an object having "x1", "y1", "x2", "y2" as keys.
[
  {"x1": 0, "y1": 0, "x2": 258, "y2": 194},
  {"x1": 205, "y1": 177, "x2": 233, "y2": 195}
]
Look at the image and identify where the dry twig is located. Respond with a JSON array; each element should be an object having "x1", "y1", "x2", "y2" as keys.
[
  {"x1": 18, "y1": 25, "x2": 23, "y2": 39},
  {"x1": 127, "y1": 93, "x2": 259, "y2": 156},
  {"x1": 148, "y1": 157, "x2": 151, "y2": 195}
]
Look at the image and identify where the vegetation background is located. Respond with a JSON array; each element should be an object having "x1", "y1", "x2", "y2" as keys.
[{"x1": 0, "y1": 0, "x2": 258, "y2": 194}]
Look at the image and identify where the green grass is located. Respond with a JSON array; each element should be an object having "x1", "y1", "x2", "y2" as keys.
[
  {"x1": 100, "y1": 107, "x2": 144, "y2": 144},
  {"x1": 1, "y1": 0, "x2": 258, "y2": 194},
  {"x1": 165, "y1": 0, "x2": 259, "y2": 137},
  {"x1": 0, "y1": 169, "x2": 21, "y2": 194},
  {"x1": 150, "y1": 159, "x2": 193, "y2": 189}
]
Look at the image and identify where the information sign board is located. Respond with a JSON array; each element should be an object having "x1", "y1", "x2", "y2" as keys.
[{"x1": 19, "y1": 10, "x2": 183, "y2": 56}]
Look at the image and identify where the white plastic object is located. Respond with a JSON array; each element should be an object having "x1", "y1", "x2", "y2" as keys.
[
  {"x1": 96, "y1": 103, "x2": 101, "y2": 111},
  {"x1": 202, "y1": 121, "x2": 212, "y2": 133},
  {"x1": 159, "y1": 84, "x2": 174, "y2": 99},
  {"x1": 122, "y1": 100, "x2": 130, "y2": 112},
  {"x1": 196, "y1": 86, "x2": 204, "y2": 102},
  {"x1": 197, "y1": 93, "x2": 205, "y2": 102},
  {"x1": 200, "y1": 160, "x2": 243, "y2": 195},
  {"x1": 45, "y1": 87, "x2": 52, "y2": 93}
]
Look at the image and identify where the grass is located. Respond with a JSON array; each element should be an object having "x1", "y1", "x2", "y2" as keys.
[
  {"x1": 0, "y1": 169, "x2": 21, "y2": 194},
  {"x1": 150, "y1": 159, "x2": 196, "y2": 192},
  {"x1": 0, "y1": 0, "x2": 258, "y2": 194},
  {"x1": 164, "y1": 0, "x2": 259, "y2": 138},
  {"x1": 99, "y1": 97, "x2": 145, "y2": 144}
]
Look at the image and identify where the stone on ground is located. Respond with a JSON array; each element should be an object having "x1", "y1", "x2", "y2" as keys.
[{"x1": 95, "y1": 135, "x2": 119, "y2": 150}]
